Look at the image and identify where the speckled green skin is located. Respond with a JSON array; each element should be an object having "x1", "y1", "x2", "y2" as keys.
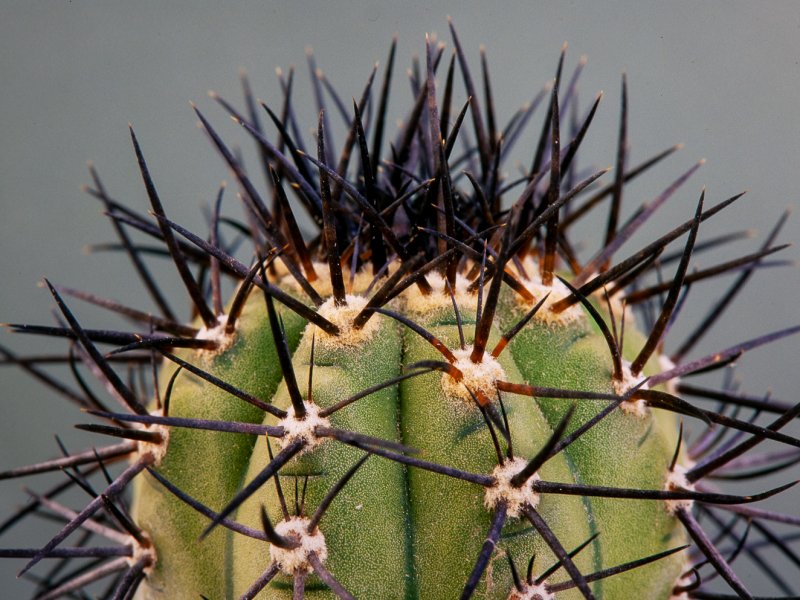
[
  {"x1": 398, "y1": 306, "x2": 593, "y2": 599},
  {"x1": 133, "y1": 280, "x2": 685, "y2": 599},
  {"x1": 132, "y1": 292, "x2": 306, "y2": 599},
  {"x1": 233, "y1": 310, "x2": 411, "y2": 599},
  {"x1": 496, "y1": 288, "x2": 686, "y2": 600}
]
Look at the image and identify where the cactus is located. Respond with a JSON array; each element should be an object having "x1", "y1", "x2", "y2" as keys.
[{"x1": 2, "y1": 23, "x2": 799, "y2": 599}]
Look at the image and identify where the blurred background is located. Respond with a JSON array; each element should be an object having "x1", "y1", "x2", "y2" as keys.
[{"x1": 1, "y1": 1, "x2": 799, "y2": 596}]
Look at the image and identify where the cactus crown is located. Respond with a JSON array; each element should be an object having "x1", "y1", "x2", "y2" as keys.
[{"x1": 2, "y1": 21, "x2": 800, "y2": 600}]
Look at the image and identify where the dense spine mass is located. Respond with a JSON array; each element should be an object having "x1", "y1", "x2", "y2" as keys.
[{"x1": 2, "y1": 22, "x2": 799, "y2": 600}]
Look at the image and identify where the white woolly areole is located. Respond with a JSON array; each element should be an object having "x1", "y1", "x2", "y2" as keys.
[
  {"x1": 401, "y1": 272, "x2": 474, "y2": 313},
  {"x1": 269, "y1": 517, "x2": 328, "y2": 574},
  {"x1": 314, "y1": 295, "x2": 380, "y2": 348},
  {"x1": 195, "y1": 314, "x2": 235, "y2": 354},
  {"x1": 514, "y1": 260, "x2": 584, "y2": 326},
  {"x1": 613, "y1": 361, "x2": 650, "y2": 417},
  {"x1": 484, "y1": 457, "x2": 541, "y2": 518},
  {"x1": 135, "y1": 410, "x2": 170, "y2": 468},
  {"x1": 441, "y1": 347, "x2": 506, "y2": 403},
  {"x1": 508, "y1": 582, "x2": 555, "y2": 600},
  {"x1": 664, "y1": 464, "x2": 696, "y2": 514},
  {"x1": 276, "y1": 403, "x2": 329, "y2": 450},
  {"x1": 129, "y1": 531, "x2": 156, "y2": 573}
]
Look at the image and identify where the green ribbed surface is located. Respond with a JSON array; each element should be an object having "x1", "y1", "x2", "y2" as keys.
[
  {"x1": 133, "y1": 286, "x2": 684, "y2": 599},
  {"x1": 132, "y1": 292, "x2": 306, "y2": 599}
]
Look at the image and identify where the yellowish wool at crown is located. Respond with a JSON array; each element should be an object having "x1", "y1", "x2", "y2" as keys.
[
  {"x1": 513, "y1": 257, "x2": 585, "y2": 326},
  {"x1": 314, "y1": 294, "x2": 381, "y2": 348},
  {"x1": 275, "y1": 260, "x2": 384, "y2": 297},
  {"x1": 400, "y1": 271, "x2": 475, "y2": 313}
]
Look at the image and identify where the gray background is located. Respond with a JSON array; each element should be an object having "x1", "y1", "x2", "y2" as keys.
[{"x1": 1, "y1": 1, "x2": 799, "y2": 596}]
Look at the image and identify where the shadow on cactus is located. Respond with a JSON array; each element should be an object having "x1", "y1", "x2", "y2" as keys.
[{"x1": 2, "y1": 20, "x2": 799, "y2": 600}]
